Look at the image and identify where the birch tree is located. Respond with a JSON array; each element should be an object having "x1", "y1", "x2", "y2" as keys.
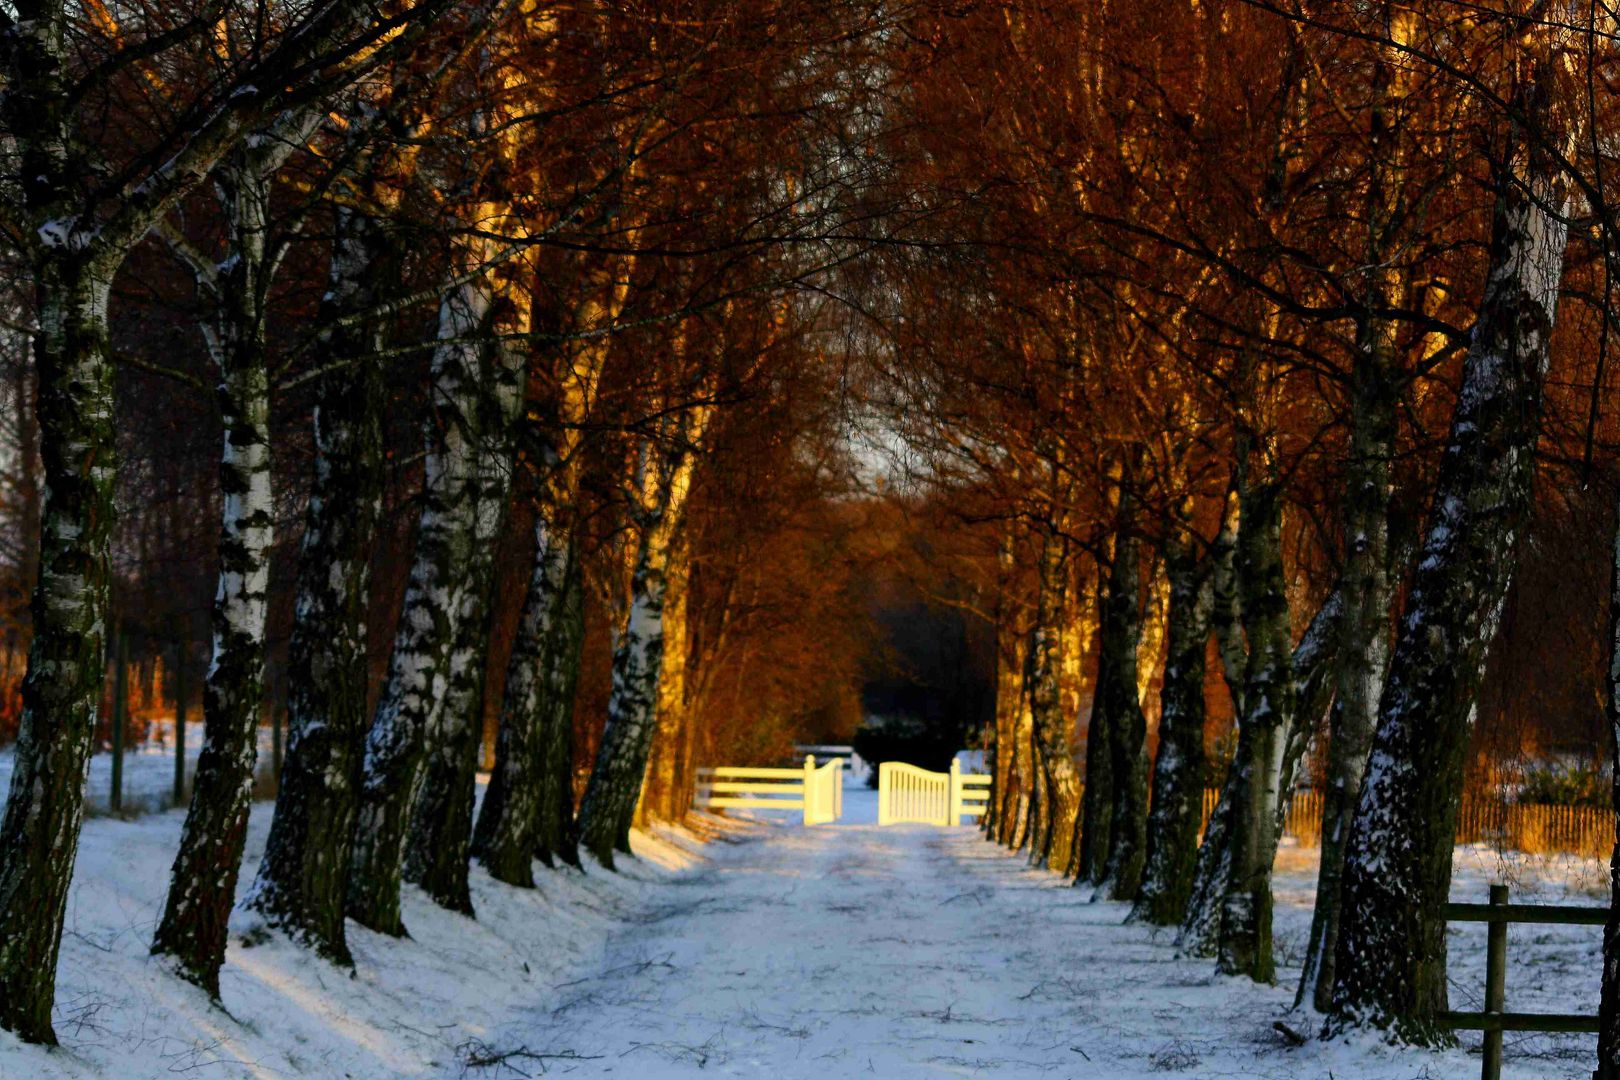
[
  {"x1": 0, "y1": 0, "x2": 451, "y2": 1040},
  {"x1": 151, "y1": 111, "x2": 324, "y2": 995},
  {"x1": 1329, "y1": 47, "x2": 1574, "y2": 1042},
  {"x1": 576, "y1": 384, "x2": 714, "y2": 867}
]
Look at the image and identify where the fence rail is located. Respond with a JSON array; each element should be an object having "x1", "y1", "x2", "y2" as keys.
[
  {"x1": 695, "y1": 756, "x2": 842, "y2": 825},
  {"x1": 1444, "y1": 884, "x2": 1604, "y2": 1080}
]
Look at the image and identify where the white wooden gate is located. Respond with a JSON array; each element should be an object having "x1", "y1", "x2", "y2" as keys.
[{"x1": 878, "y1": 760, "x2": 991, "y2": 826}]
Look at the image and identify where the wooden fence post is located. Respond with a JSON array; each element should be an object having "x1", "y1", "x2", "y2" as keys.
[
  {"x1": 878, "y1": 762, "x2": 891, "y2": 826},
  {"x1": 110, "y1": 632, "x2": 127, "y2": 815},
  {"x1": 803, "y1": 754, "x2": 816, "y2": 826},
  {"x1": 271, "y1": 702, "x2": 283, "y2": 786},
  {"x1": 173, "y1": 631, "x2": 186, "y2": 807},
  {"x1": 1483, "y1": 883, "x2": 1507, "y2": 1080},
  {"x1": 949, "y1": 759, "x2": 962, "y2": 826}
]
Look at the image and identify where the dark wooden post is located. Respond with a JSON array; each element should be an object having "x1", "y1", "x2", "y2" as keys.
[
  {"x1": 109, "y1": 633, "x2": 127, "y2": 815},
  {"x1": 271, "y1": 702, "x2": 283, "y2": 786},
  {"x1": 173, "y1": 630, "x2": 187, "y2": 807},
  {"x1": 1484, "y1": 883, "x2": 1508, "y2": 1080}
]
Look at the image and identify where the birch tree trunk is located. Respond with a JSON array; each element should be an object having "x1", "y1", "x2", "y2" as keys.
[
  {"x1": 404, "y1": 322, "x2": 525, "y2": 914},
  {"x1": 473, "y1": 516, "x2": 571, "y2": 885},
  {"x1": 1077, "y1": 575, "x2": 1114, "y2": 879},
  {"x1": 638, "y1": 537, "x2": 691, "y2": 825},
  {"x1": 998, "y1": 635, "x2": 1032, "y2": 848},
  {"x1": 1099, "y1": 516, "x2": 1149, "y2": 899},
  {"x1": 0, "y1": 3, "x2": 123, "y2": 1034},
  {"x1": 1180, "y1": 578, "x2": 1338, "y2": 957},
  {"x1": 1132, "y1": 513, "x2": 1213, "y2": 925},
  {"x1": 1329, "y1": 69, "x2": 1571, "y2": 1041},
  {"x1": 1027, "y1": 529, "x2": 1080, "y2": 872},
  {"x1": 481, "y1": 281, "x2": 621, "y2": 870},
  {"x1": 1299, "y1": 279, "x2": 1399, "y2": 1015},
  {"x1": 989, "y1": 593, "x2": 1025, "y2": 842},
  {"x1": 1299, "y1": 6, "x2": 1407, "y2": 1010},
  {"x1": 1080, "y1": 463, "x2": 1126, "y2": 883},
  {"x1": 534, "y1": 538, "x2": 586, "y2": 866},
  {"x1": 348, "y1": 251, "x2": 498, "y2": 936},
  {"x1": 0, "y1": 252, "x2": 118, "y2": 1044},
  {"x1": 576, "y1": 521, "x2": 674, "y2": 866},
  {"x1": 1216, "y1": 472, "x2": 1294, "y2": 983},
  {"x1": 1210, "y1": 490, "x2": 1246, "y2": 717},
  {"x1": 576, "y1": 404, "x2": 709, "y2": 868},
  {"x1": 152, "y1": 157, "x2": 276, "y2": 995},
  {"x1": 246, "y1": 203, "x2": 390, "y2": 964}
]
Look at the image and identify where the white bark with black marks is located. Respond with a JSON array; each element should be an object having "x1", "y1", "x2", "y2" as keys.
[
  {"x1": 348, "y1": 251, "x2": 499, "y2": 935},
  {"x1": 246, "y1": 200, "x2": 391, "y2": 965},
  {"x1": 1329, "y1": 64, "x2": 1571, "y2": 1041}
]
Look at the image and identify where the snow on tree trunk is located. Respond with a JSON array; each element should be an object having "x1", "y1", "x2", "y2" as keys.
[
  {"x1": 1099, "y1": 512, "x2": 1149, "y2": 900},
  {"x1": 1180, "y1": 577, "x2": 1338, "y2": 957},
  {"x1": 347, "y1": 248, "x2": 498, "y2": 936},
  {"x1": 1299, "y1": 12, "x2": 1407, "y2": 1009},
  {"x1": 404, "y1": 326, "x2": 525, "y2": 912},
  {"x1": 1300, "y1": 286, "x2": 1399, "y2": 1015},
  {"x1": 246, "y1": 203, "x2": 390, "y2": 964},
  {"x1": 0, "y1": 255, "x2": 118, "y2": 1044},
  {"x1": 1133, "y1": 512, "x2": 1213, "y2": 925},
  {"x1": 483, "y1": 287, "x2": 618, "y2": 870},
  {"x1": 152, "y1": 158, "x2": 276, "y2": 996},
  {"x1": 535, "y1": 538, "x2": 586, "y2": 867},
  {"x1": 1027, "y1": 529, "x2": 1080, "y2": 872},
  {"x1": 1329, "y1": 68, "x2": 1570, "y2": 1042},
  {"x1": 577, "y1": 531, "x2": 671, "y2": 868},
  {"x1": 1216, "y1": 472, "x2": 1294, "y2": 983},
  {"x1": 474, "y1": 516, "x2": 571, "y2": 885}
]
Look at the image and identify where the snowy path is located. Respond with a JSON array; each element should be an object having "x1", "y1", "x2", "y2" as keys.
[
  {"x1": 0, "y1": 777, "x2": 1599, "y2": 1078},
  {"x1": 498, "y1": 789, "x2": 1573, "y2": 1079}
]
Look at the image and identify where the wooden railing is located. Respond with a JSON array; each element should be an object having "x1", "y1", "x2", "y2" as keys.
[
  {"x1": 956, "y1": 763, "x2": 991, "y2": 823},
  {"x1": 1444, "y1": 884, "x2": 1603, "y2": 1080},
  {"x1": 695, "y1": 756, "x2": 843, "y2": 826}
]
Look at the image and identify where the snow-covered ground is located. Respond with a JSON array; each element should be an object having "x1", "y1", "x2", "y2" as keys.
[
  {"x1": 0, "y1": 722, "x2": 271, "y2": 817},
  {"x1": 0, "y1": 777, "x2": 1605, "y2": 1078},
  {"x1": 490, "y1": 788, "x2": 1603, "y2": 1078},
  {"x1": 0, "y1": 790, "x2": 722, "y2": 1078}
]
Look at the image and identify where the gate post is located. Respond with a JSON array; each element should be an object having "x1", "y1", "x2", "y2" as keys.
[
  {"x1": 948, "y1": 759, "x2": 962, "y2": 826},
  {"x1": 878, "y1": 762, "x2": 891, "y2": 826},
  {"x1": 802, "y1": 754, "x2": 816, "y2": 825}
]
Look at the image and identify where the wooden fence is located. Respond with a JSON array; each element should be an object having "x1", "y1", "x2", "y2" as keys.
[
  {"x1": 695, "y1": 756, "x2": 843, "y2": 825},
  {"x1": 1197, "y1": 788, "x2": 1610, "y2": 858},
  {"x1": 1445, "y1": 884, "x2": 1604, "y2": 1080}
]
